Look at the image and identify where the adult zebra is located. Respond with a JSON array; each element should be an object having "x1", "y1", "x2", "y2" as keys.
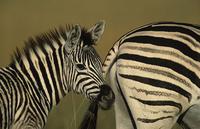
[
  {"x1": 103, "y1": 22, "x2": 200, "y2": 129},
  {"x1": 0, "y1": 21, "x2": 115, "y2": 129}
]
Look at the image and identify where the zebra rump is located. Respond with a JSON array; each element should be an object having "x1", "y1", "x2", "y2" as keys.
[{"x1": 103, "y1": 22, "x2": 200, "y2": 129}]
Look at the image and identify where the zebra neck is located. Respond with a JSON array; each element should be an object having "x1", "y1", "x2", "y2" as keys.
[{"x1": 10, "y1": 43, "x2": 69, "y2": 109}]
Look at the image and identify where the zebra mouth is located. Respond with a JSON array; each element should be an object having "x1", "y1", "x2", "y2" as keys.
[
  {"x1": 97, "y1": 84, "x2": 115, "y2": 110},
  {"x1": 78, "y1": 85, "x2": 114, "y2": 129}
]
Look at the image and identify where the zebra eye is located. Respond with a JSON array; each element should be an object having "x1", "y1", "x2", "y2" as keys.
[{"x1": 76, "y1": 64, "x2": 86, "y2": 70}]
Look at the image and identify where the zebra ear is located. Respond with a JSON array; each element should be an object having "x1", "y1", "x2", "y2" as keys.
[
  {"x1": 88, "y1": 20, "x2": 105, "y2": 44},
  {"x1": 64, "y1": 25, "x2": 81, "y2": 54},
  {"x1": 70, "y1": 24, "x2": 81, "y2": 43}
]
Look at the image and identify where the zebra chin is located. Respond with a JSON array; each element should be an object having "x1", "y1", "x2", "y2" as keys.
[{"x1": 97, "y1": 84, "x2": 115, "y2": 110}]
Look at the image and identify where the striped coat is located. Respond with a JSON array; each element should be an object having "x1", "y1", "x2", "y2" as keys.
[
  {"x1": 103, "y1": 22, "x2": 200, "y2": 129},
  {"x1": 0, "y1": 21, "x2": 114, "y2": 129}
]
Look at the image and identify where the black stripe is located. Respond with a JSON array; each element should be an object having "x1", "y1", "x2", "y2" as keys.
[
  {"x1": 82, "y1": 81, "x2": 96, "y2": 94},
  {"x1": 122, "y1": 36, "x2": 200, "y2": 62},
  {"x1": 116, "y1": 74, "x2": 137, "y2": 129},
  {"x1": 142, "y1": 25, "x2": 200, "y2": 43},
  {"x1": 137, "y1": 116, "x2": 173, "y2": 123},
  {"x1": 58, "y1": 47, "x2": 65, "y2": 96},
  {"x1": 86, "y1": 86, "x2": 99, "y2": 96},
  {"x1": 76, "y1": 77, "x2": 91, "y2": 92},
  {"x1": 125, "y1": 22, "x2": 200, "y2": 38},
  {"x1": 103, "y1": 55, "x2": 118, "y2": 74},
  {"x1": 153, "y1": 22, "x2": 200, "y2": 30},
  {"x1": 119, "y1": 73, "x2": 191, "y2": 102},
  {"x1": 118, "y1": 53, "x2": 200, "y2": 90},
  {"x1": 111, "y1": 47, "x2": 115, "y2": 53},
  {"x1": 130, "y1": 96, "x2": 182, "y2": 114},
  {"x1": 48, "y1": 43, "x2": 61, "y2": 104},
  {"x1": 51, "y1": 51, "x2": 60, "y2": 104},
  {"x1": 128, "y1": 86, "x2": 173, "y2": 97}
]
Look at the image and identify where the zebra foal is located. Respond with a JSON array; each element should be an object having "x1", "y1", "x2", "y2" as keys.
[
  {"x1": 103, "y1": 22, "x2": 200, "y2": 129},
  {"x1": 0, "y1": 21, "x2": 114, "y2": 129}
]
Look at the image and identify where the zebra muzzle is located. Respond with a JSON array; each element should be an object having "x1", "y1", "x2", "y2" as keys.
[
  {"x1": 97, "y1": 84, "x2": 115, "y2": 110},
  {"x1": 78, "y1": 85, "x2": 115, "y2": 129}
]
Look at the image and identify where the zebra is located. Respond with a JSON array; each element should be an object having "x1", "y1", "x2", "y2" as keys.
[
  {"x1": 102, "y1": 22, "x2": 200, "y2": 129},
  {"x1": 0, "y1": 21, "x2": 115, "y2": 129}
]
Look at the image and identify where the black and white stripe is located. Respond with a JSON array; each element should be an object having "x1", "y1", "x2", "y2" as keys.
[
  {"x1": 0, "y1": 21, "x2": 113, "y2": 129},
  {"x1": 103, "y1": 22, "x2": 200, "y2": 129}
]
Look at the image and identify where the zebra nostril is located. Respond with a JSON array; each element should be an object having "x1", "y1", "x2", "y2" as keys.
[
  {"x1": 100, "y1": 84, "x2": 111, "y2": 96},
  {"x1": 97, "y1": 85, "x2": 115, "y2": 110},
  {"x1": 99, "y1": 84, "x2": 115, "y2": 102}
]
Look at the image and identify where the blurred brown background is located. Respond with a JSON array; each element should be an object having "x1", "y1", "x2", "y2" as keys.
[{"x1": 0, "y1": 0, "x2": 199, "y2": 129}]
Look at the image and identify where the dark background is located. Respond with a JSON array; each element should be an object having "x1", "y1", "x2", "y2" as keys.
[{"x1": 0, "y1": 0, "x2": 199, "y2": 129}]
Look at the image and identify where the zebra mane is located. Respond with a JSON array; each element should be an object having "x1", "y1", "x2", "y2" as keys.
[{"x1": 10, "y1": 25, "x2": 94, "y2": 65}]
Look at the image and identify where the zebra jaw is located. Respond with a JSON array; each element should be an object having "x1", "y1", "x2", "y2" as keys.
[{"x1": 97, "y1": 84, "x2": 115, "y2": 110}]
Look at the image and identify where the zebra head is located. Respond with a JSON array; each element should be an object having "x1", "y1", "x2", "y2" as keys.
[{"x1": 63, "y1": 21, "x2": 115, "y2": 109}]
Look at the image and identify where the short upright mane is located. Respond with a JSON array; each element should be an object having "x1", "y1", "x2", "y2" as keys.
[{"x1": 10, "y1": 25, "x2": 94, "y2": 65}]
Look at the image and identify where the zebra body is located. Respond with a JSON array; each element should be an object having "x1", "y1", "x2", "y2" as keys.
[
  {"x1": 0, "y1": 67, "x2": 48, "y2": 129},
  {"x1": 0, "y1": 21, "x2": 114, "y2": 129},
  {"x1": 103, "y1": 22, "x2": 200, "y2": 129}
]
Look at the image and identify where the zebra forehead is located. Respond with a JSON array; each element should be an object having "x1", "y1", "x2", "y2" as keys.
[{"x1": 75, "y1": 47, "x2": 101, "y2": 63}]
